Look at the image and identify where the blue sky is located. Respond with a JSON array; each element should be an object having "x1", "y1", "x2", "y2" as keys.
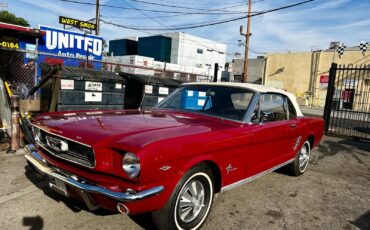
[{"x1": 4, "y1": 0, "x2": 370, "y2": 59}]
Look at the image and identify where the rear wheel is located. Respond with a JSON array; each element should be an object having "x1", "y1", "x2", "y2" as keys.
[
  {"x1": 288, "y1": 140, "x2": 311, "y2": 176},
  {"x1": 152, "y1": 165, "x2": 214, "y2": 230}
]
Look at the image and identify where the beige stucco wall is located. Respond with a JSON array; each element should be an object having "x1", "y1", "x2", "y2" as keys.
[{"x1": 264, "y1": 50, "x2": 370, "y2": 107}]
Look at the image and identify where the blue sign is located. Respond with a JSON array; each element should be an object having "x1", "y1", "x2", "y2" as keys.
[{"x1": 38, "y1": 25, "x2": 103, "y2": 61}]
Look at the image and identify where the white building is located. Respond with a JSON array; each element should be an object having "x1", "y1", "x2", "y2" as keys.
[
  {"x1": 163, "y1": 32, "x2": 227, "y2": 77},
  {"x1": 106, "y1": 32, "x2": 227, "y2": 80}
]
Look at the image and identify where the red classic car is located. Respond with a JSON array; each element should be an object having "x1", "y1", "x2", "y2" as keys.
[{"x1": 25, "y1": 82, "x2": 324, "y2": 229}]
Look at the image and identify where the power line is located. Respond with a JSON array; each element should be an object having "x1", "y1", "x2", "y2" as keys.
[
  {"x1": 146, "y1": 0, "x2": 266, "y2": 6},
  {"x1": 101, "y1": 0, "x2": 313, "y2": 57},
  {"x1": 103, "y1": 11, "x2": 265, "y2": 20},
  {"x1": 58, "y1": 0, "x2": 250, "y2": 14},
  {"x1": 134, "y1": 0, "x2": 247, "y2": 6},
  {"x1": 102, "y1": 3, "x2": 264, "y2": 20},
  {"x1": 119, "y1": 0, "x2": 231, "y2": 57},
  {"x1": 101, "y1": 0, "x2": 315, "y2": 31},
  {"x1": 120, "y1": 0, "x2": 167, "y2": 28},
  {"x1": 125, "y1": 0, "x2": 266, "y2": 12}
]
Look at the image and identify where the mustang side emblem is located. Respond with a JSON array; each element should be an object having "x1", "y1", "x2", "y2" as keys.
[
  {"x1": 226, "y1": 164, "x2": 237, "y2": 174},
  {"x1": 46, "y1": 136, "x2": 69, "y2": 153},
  {"x1": 293, "y1": 136, "x2": 302, "y2": 151}
]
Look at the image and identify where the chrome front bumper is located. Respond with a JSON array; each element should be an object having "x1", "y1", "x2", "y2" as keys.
[{"x1": 24, "y1": 144, "x2": 164, "y2": 202}]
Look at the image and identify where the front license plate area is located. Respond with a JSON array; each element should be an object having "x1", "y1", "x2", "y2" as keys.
[{"x1": 49, "y1": 177, "x2": 69, "y2": 197}]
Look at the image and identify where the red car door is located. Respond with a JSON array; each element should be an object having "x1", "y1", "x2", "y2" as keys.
[{"x1": 246, "y1": 93, "x2": 297, "y2": 177}]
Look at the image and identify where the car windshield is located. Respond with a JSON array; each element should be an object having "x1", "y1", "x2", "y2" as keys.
[{"x1": 156, "y1": 85, "x2": 254, "y2": 121}]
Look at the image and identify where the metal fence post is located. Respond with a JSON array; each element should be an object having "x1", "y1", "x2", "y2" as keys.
[{"x1": 323, "y1": 63, "x2": 337, "y2": 134}]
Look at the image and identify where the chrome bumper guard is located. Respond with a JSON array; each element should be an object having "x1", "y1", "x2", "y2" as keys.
[{"x1": 24, "y1": 144, "x2": 164, "y2": 202}]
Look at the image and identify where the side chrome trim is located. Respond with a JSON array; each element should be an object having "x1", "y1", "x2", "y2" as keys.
[
  {"x1": 221, "y1": 158, "x2": 295, "y2": 192},
  {"x1": 25, "y1": 147, "x2": 164, "y2": 202}
]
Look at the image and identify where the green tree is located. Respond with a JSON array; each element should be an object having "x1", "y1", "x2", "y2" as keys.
[{"x1": 0, "y1": 10, "x2": 30, "y2": 27}]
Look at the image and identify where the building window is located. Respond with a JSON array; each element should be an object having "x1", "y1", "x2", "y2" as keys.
[{"x1": 197, "y1": 48, "x2": 203, "y2": 54}]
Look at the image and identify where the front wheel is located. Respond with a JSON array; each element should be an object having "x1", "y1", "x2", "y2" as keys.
[
  {"x1": 152, "y1": 165, "x2": 214, "y2": 230},
  {"x1": 288, "y1": 140, "x2": 311, "y2": 176}
]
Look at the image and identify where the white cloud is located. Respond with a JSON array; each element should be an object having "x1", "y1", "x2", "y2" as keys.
[{"x1": 310, "y1": 0, "x2": 350, "y2": 11}]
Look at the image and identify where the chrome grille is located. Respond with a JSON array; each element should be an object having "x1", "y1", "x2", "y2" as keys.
[{"x1": 38, "y1": 129, "x2": 95, "y2": 168}]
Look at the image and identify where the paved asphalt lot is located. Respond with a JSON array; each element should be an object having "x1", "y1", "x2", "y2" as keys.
[{"x1": 0, "y1": 135, "x2": 369, "y2": 230}]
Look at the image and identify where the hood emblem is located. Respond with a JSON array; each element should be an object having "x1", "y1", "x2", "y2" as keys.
[{"x1": 46, "y1": 136, "x2": 69, "y2": 153}]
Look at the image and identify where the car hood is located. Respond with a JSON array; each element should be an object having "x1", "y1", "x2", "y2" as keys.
[{"x1": 33, "y1": 109, "x2": 236, "y2": 148}]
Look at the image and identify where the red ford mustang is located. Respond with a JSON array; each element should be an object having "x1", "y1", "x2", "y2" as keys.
[{"x1": 25, "y1": 83, "x2": 324, "y2": 230}]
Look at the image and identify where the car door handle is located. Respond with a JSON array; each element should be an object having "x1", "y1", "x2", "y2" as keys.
[{"x1": 289, "y1": 123, "x2": 297, "y2": 128}]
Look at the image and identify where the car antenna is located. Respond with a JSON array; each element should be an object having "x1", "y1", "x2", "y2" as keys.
[{"x1": 139, "y1": 74, "x2": 154, "y2": 110}]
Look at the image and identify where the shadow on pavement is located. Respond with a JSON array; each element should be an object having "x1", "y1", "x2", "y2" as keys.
[
  {"x1": 313, "y1": 137, "x2": 369, "y2": 167},
  {"x1": 24, "y1": 164, "x2": 116, "y2": 217},
  {"x1": 25, "y1": 161, "x2": 161, "y2": 229},
  {"x1": 338, "y1": 138, "x2": 370, "y2": 153},
  {"x1": 350, "y1": 210, "x2": 370, "y2": 230},
  {"x1": 23, "y1": 215, "x2": 44, "y2": 230},
  {"x1": 129, "y1": 213, "x2": 157, "y2": 230}
]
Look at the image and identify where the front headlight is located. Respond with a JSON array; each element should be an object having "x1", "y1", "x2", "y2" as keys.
[
  {"x1": 122, "y1": 152, "x2": 141, "y2": 179},
  {"x1": 32, "y1": 126, "x2": 41, "y2": 143}
]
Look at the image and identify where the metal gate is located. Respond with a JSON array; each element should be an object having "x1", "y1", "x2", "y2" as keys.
[{"x1": 323, "y1": 63, "x2": 370, "y2": 140}]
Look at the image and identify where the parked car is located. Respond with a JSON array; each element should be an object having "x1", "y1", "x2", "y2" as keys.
[{"x1": 25, "y1": 82, "x2": 324, "y2": 230}]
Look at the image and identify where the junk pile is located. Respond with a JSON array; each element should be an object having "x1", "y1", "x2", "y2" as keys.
[{"x1": 0, "y1": 67, "x2": 34, "y2": 152}]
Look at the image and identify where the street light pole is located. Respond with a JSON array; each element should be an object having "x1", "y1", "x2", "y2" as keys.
[{"x1": 243, "y1": 0, "x2": 252, "y2": 83}]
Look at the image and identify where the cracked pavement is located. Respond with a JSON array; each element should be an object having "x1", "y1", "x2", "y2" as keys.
[{"x1": 0, "y1": 136, "x2": 369, "y2": 230}]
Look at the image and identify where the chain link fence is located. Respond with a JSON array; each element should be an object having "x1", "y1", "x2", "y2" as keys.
[{"x1": 0, "y1": 47, "x2": 211, "y2": 112}]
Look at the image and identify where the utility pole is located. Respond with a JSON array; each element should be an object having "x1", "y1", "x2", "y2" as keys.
[
  {"x1": 242, "y1": 0, "x2": 252, "y2": 83},
  {"x1": 95, "y1": 0, "x2": 100, "y2": 35}
]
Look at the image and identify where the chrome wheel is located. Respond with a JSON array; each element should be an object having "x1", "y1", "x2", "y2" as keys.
[
  {"x1": 177, "y1": 180, "x2": 205, "y2": 223},
  {"x1": 298, "y1": 142, "x2": 310, "y2": 172},
  {"x1": 172, "y1": 171, "x2": 214, "y2": 230}
]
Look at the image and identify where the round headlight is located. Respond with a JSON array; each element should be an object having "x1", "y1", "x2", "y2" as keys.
[
  {"x1": 32, "y1": 127, "x2": 41, "y2": 143},
  {"x1": 122, "y1": 152, "x2": 141, "y2": 179}
]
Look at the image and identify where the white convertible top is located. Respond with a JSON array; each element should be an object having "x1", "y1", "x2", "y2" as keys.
[{"x1": 183, "y1": 82, "x2": 304, "y2": 117}]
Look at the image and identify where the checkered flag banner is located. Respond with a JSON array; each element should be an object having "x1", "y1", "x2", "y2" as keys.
[
  {"x1": 337, "y1": 43, "x2": 346, "y2": 59},
  {"x1": 359, "y1": 41, "x2": 368, "y2": 56}
]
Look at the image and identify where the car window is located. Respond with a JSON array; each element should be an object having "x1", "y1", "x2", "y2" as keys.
[
  {"x1": 287, "y1": 98, "x2": 297, "y2": 119},
  {"x1": 157, "y1": 85, "x2": 254, "y2": 122},
  {"x1": 231, "y1": 93, "x2": 253, "y2": 110},
  {"x1": 259, "y1": 93, "x2": 288, "y2": 122}
]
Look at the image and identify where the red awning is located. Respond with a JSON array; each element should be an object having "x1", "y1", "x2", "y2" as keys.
[{"x1": 0, "y1": 22, "x2": 45, "y2": 36}]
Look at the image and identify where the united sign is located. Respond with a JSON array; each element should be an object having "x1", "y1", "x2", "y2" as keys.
[{"x1": 38, "y1": 25, "x2": 103, "y2": 61}]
